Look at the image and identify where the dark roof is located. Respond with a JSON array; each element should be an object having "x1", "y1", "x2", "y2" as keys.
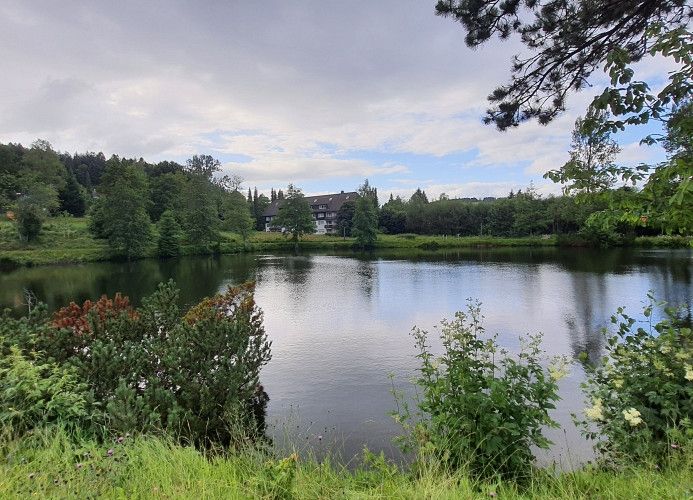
[{"x1": 264, "y1": 191, "x2": 359, "y2": 217}]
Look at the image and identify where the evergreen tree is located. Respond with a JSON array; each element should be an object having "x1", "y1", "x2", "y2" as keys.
[
  {"x1": 254, "y1": 193, "x2": 271, "y2": 231},
  {"x1": 336, "y1": 200, "x2": 356, "y2": 237},
  {"x1": 58, "y1": 171, "x2": 87, "y2": 216},
  {"x1": 277, "y1": 189, "x2": 284, "y2": 200},
  {"x1": 270, "y1": 188, "x2": 277, "y2": 202},
  {"x1": 157, "y1": 209, "x2": 182, "y2": 257}
]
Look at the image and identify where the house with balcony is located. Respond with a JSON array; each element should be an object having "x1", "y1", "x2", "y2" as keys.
[{"x1": 263, "y1": 191, "x2": 359, "y2": 234}]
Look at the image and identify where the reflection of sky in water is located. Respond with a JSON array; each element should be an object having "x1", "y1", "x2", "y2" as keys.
[{"x1": 1, "y1": 248, "x2": 691, "y2": 468}]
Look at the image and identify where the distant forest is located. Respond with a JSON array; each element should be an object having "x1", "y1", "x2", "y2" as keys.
[{"x1": 0, "y1": 140, "x2": 676, "y2": 256}]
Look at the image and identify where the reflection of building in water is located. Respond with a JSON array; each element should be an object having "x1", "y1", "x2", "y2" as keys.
[{"x1": 263, "y1": 191, "x2": 359, "y2": 234}]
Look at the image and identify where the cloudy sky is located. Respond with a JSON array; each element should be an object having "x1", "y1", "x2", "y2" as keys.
[{"x1": 0, "y1": 1, "x2": 670, "y2": 200}]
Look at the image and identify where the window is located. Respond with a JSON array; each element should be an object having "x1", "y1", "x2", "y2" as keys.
[
  {"x1": 317, "y1": 212, "x2": 325, "y2": 218},
  {"x1": 318, "y1": 204, "x2": 327, "y2": 209},
  {"x1": 265, "y1": 216, "x2": 271, "y2": 222},
  {"x1": 326, "y1": 212, "x2": 335, "y2": 218}
]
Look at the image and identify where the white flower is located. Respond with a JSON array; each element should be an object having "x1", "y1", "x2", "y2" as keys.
[
  {"x1": 623, "y1": 407, "x2": 643, "y2": 427},
  {"x1": 548, "y1": 359, "x2": 570, "y2": 382},
  {"x1": 585, "y1": 399, "x2": 604, "y2": 421},
  {"x1": 685, "y1": 364, "x2": 693, "y2": 381},
  {"x1": 659, "y1": 345, "x2": 671, "y2": 354},
  {"x1": 612, "y1": 379, "x2": 624, "y2": 389}
]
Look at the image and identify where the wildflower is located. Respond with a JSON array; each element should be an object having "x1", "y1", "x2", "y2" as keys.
[
  {"x1": 623, "y1": 408, "x2": 643, "y2": 427},
  {"x1": 612, "y1": 379, "x2": 624, "y2": 388},
  {"x1": 106, "y1": 448, "x2": 114, "y2": 457},
  {"x1": 685, "y1": 364, "x2": 693, "y2": 381},
  {"x1": 585, "y1": 399, "x2": 604, "y2": 421},
  {"x1": 659, "y1": 345, "x2": 671, "y2": 355},
  {"x1": 549, "y1": 359, "x2": 569, "y2": 382}
]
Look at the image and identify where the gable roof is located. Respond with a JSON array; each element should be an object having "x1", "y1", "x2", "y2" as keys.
[{"x1": 264, "y1": 191, "x2": 359, "y2": 217}]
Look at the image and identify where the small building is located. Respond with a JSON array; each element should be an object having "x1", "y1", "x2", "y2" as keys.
[{"x1": 263, "y1": 191, "x2": 359, "y2": 235}]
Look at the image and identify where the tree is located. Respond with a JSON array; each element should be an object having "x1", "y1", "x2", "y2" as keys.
[
  {"x1": 544, "y1": 110, "x2": 622, "y2": 196},
  {"x1": 270, "y1": 184, "x2": 314, "y2": 249},
  {"x1": 58, "y1": 171, "x2": 87, "y2": 216},
  {"x1": 253, "y1": 193, "x2": 271, "y2": 231},
  {"x1": 185, "y1": 154, "x2": 221, "y2": 179},
  {"x1": 95, "y1": 160, "x2": 152, "y2": 259},
  {"x1": 157, "y1": 209, "x2": 182, "y2": 257},
  {"x1": 183, "y1": 173, "x2": 219, "y2": 246},
  {"x1": 435, "y1": 1, "x2": 690, "y2": 130},
  {"x1": 352, "y1": 181, "x2": 379, "y2": 249},
  {"x1": 223, "y1": 190, "x2": 255, "y2": 242},
  {"x1": 15, "y1": 199, "x2": 43, "y2": 242},
  {"x1": 336, "y1": 200, "x2": 356, "y2": 237}
]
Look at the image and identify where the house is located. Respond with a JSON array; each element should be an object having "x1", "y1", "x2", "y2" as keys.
[{"x1": 263, "y1": 191, "x2": 359, "y2": 234}]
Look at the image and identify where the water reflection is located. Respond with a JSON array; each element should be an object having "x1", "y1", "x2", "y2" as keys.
[{"x1": 1, "y1": 247, "x2": 691, "y2": 465}]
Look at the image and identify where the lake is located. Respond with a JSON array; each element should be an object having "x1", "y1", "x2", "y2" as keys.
[{"x1": 1, "y1": 247, "x2": 691, "y2": 468}]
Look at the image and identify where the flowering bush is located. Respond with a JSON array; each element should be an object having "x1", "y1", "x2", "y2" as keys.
[
  {"x1": 395, "y1": 301, "x2": 565, "y2": 482},
  {"x1": 576, "y1": 294, "x2": 693, "y2": 465}
]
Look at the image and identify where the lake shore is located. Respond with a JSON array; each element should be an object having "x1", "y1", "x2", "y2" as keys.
[{"x1": 1, "y1": 217, "x2": 690, "y2": 268}]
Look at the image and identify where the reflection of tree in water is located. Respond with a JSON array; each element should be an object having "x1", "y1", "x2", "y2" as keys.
[
  {"x1": 248, "y1": 384, "x2": 270, "y2": 444},
  {"x1": 648, "y1": 252, "x2": 692, "y2": 326},
  {"x1": 356, "y1": 257, "x2": 378, "y2": 300},
  {"x1": 566, "y1": 272, "x2": 609, "y2": 364}
]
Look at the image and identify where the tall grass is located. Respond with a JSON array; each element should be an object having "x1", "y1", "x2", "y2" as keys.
[{"x1": 1, "y1": 427, "x2": 690, "y2": 499}]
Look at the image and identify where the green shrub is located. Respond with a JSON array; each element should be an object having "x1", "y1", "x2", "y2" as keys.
[
  {"x1": 2, "y1": 281, "x2": 271, "y2": 448},
  {"x1": 0, "y1": 346, "x2": 92, "y2": 434},
  {"x1": 395, "y1": 301, "x2": 564, "y2": 482},
  {"x1": 576, "y1": 294, "x2": 693, "y2": 465},
  {"x1": 16, "y1": 203, "x2": 43, "y2": 242}
]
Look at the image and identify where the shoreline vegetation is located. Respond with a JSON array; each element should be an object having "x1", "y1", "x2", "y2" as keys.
[
  {"x1": 2, "y1": 429, "x2": 690, "y2": 499},
  {"x1": 2, "y1": 272, "x2": 690, "y2": 498},
  {"x1": 1, "y1": 217, "x2": 691, "y2": 268}
]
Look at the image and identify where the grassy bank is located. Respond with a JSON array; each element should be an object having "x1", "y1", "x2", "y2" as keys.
[
  {"x1": 2, "y1": 217, "x2": 691, "y2": 267},
  {"x1": 1, "y1": 430, "x2": 690, "y2": 499},
  {"x1": 0, "y1": 217, "x2": 560, "y2": 267}
]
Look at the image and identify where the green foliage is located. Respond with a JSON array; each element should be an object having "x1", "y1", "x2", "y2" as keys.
[
  {"x1": 182, "y1": 173, "x2": 219, "y2": 246},
  {"x1": 271, "y1": 184, "x2": 315, "y2": 244},
  {"x1": 222, "y1": 190, "x2": 255, "y2": 242},
  {"x1": 396, "y1": 301, "x2": 563, "y2": 482},
  {"x1": 544, "y1": 110, "x2": 623, "y2": 196},
  {"x1": 15, "y1": 201, "x2": 44, "y2": 243},
  {"x1": 576, "y1": 294, "x2": 693, "y2": 465},
  {"x1": 157, "y1": 210, "x2": 181, "y2": 257},
  {"x1": 58, "y1": 172, "x2": 87, "y2": 217},
  {"x1": 336, "y1": 200, "x2": 356, "y2": 236},
  {"x1": 26, "y1": 281, "x2": 272, "y2": 448},
  {"x1": 94, "y1": 160, "x2": 152, "y2": 259},
  {"x1": 435, "y1": 1, "x2": 689, "y2": 129},
  {"x1": 1, "y1": 429, "x2": 691, "y2": 499},
  {"x1": 0, "y1": 347, "x2": 91, "y2": 434},
  {"x1": 352, "y1": 196, "x2": 378, "y2": 249}
]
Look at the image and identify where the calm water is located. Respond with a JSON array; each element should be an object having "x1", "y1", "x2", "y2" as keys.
[{"x1": 2, "y1": 248, "x2": 692, "y2": 467}]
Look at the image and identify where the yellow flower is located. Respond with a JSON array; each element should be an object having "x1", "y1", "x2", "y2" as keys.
[
  {"x1": 612, "y1": 379, "x2": 624, "y2": 389},
  {"x1": 585, "y1": 399, "x2": 604, "y2": 421},
  {"x1": 623, "y1": 407, "x2": 643, "y2": 427},
  {"x1": 685, "y1": 364, "x2": 693, "y2": 381}
]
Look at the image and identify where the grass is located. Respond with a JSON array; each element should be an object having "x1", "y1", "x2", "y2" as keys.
[
  {"x1": 1, "y1": 428, "x2": 690, "y2": 499},
  {"x1": 0, "y1": 217, "x2": 561, "y2": 267},
  {"x1": 2, "y1": 217, "x2": 690, "y2": 268}
]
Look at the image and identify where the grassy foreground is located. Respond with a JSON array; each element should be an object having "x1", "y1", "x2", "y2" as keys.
[
  {"x1": 1, "y1": 217, "x2": 690, "y2": 267},
  {"x1": 1, "y1": 430, "x2": 691, "y2": 499}
]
